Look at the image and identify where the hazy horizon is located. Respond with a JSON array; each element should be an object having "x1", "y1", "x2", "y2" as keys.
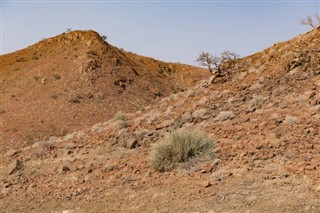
[{"x1": 1, "y1": 0, "x2": 319, "y2": 65}]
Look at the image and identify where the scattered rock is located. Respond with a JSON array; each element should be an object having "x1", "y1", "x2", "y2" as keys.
[
  {"x1": 4, "y1": 182, "x2": 12, "y2": 188},
  {"x1": 155, "y1": 119, "x2": 174, "y2": 130},
  {"x1": 249, "y1": 95, "x2": 268, "y2": 108},
  {"x1": 192, "y1": 108, "x2": 208, "y2": 119},
  {"x1": 1, "y1": 28, "x2": 320, "y2": 213},
  {"x1": 215, "y1": 111, "x2": 234, "y2": 121},
  {"x1": 311, "y1": 95, "x2": 320, "y2": 106},
  {"x1": 62, "y1": 210, "x2": 74, "y2": 213},
  {"x1": 210, "y1": 90, "x2": 222, "y2": 100},
  {"x1": 202, "y1": 180, "x2": 211, "y2": 188},
  {"x1": 284, "y1": 115, "x2": 298, "y2": 125},
  {"x1": 227, "y1": 96, "x2": 245, "y2": 104},
  {"x1": 272, "y1": 87, "x2": 285, "y2": 96},
  {"x1": 8, "y1": 160, "x2": 24, "y2": 175},
  {"x1": 105, "y1": 164, "x2": 117, "y2": 172},
  {"x1": 125, "y1": 137, "x2": 140, "y2": 149},
  {"x1": 199, "y1": 162, "x2": 215, "y2": 173},
  {"x1": 197, "y1": 97, "x2": 208, "y2": 106},
  {"x1": 211, "y1": 171, "x2": 233, "y2": 182},
  {"x1": 28, "y1": 183, "x2": 37, "y2": 189},
  {"x1": 297, "y1": 72, "x2": 308, "y2": 80},
  {"x1": 61, "y1": 166, "x2": 70, "y2": 172},
  {"x1": 41, "y1": 78, "x2": 47, "y2": 84},
  {"x1": 5, "y1": 149, "x2": 21, "y2": 157},
  {"x1": 249, "y1": 83, "x2": 263, "y2": 91}
]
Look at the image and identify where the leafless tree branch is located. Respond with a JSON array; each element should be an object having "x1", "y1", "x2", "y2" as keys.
[{"x1": 300, "y1": 14, "x2": 320, "y2": 29}]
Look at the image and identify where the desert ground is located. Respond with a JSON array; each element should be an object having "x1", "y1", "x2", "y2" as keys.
[{"x1": 0, "y1": 28, "x2": 319, "y2": 212}]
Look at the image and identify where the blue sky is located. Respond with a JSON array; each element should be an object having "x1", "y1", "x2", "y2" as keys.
[{"x1": 1, "y1": 0, "x2": 319, "y2": 65}]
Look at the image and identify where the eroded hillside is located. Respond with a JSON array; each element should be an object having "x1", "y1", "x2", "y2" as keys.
[
  {"x1": 0, "y1": 28, "x2": 319, "y2": 212},
  {"x1": 0, "y1": 30, "x2": 209, "y2": 152}
]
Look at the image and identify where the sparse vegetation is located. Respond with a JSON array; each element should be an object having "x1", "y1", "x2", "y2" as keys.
[
  {"x1": 53, "y1": 73, "x2": 61, "y2": 80},
  {"x1": 150, "y1": 128, "x2": 214, "y2": 171},
  {"x1": 196, "y1": 52, "x2": 216, "y2": 74},
  {"x1": 196, "y1": 51, "x2": 239, "y2": 76},
  {"x1": 113, "y1": 111, "x2": 129, "y2": 130},
  {"x1": 50, "y1": 94, "x2": 58, "y2": 99},
  {"x1": 69, "y1": 94, "x2": 82, "y2": 103},
  {"x1": 300, "y1": 14, "x2": 320, "y2": 29},
  {"x1": 114, "y1": 111, "x2": 127, "y2": 121},
  {"x1": 221, "y1": 50, "x2": 240, "y2": 61}
]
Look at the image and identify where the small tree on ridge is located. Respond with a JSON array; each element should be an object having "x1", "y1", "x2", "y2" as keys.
[
  {"x1": 300, "y1": 14, "x2": 320, "y2": 29},
  {"x1": 196, "y1": 51, "x2": 239, "y2": 76},
  {"x1": 196, "y1": 52, "x2": 220, "y2": 74}
]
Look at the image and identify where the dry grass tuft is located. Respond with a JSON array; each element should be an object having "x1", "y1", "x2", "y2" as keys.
[
  {"x1": 68, "y1": 94, "x2": 82, "y2": 103},
  {"x1": 150, "y1": 128, "x2": 214, "y2": 171},
  {"x1": 114, "y1": 111, "x2": 127, "y2": 121}
]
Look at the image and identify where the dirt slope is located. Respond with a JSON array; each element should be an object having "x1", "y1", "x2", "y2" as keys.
[
  {"x1": 0, "y1": 30, "x2": 209, "y2": 152},
  {"x1": 0, "y1": 28, "x2": 319, "y2": 212}
]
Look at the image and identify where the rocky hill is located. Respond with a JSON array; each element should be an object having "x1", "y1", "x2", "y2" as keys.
[
  {"x1": 0, "y1": 30, "x2": 209, "y2": 153},
  {"x1": 0, "y1": 28, "x2": 319, "y2": 212}
]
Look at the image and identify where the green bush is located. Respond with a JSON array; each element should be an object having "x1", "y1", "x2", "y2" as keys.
[{"x1": 150, "y1": 128, "x2": 214, "y2": 171}]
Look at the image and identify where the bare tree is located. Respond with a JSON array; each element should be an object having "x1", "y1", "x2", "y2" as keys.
[
  {"x1": 300, "y1": 14, "x2": 320, "y2": 29},
  {"x1": 221, "y1": 51, "x2": 239, "y2": 61},
  {"x1": 196, "y1": 51, "x2": 239, "y2": 76},
  {"x1": 196, "y1": 52, "x2": 220, "y2": 74},
  {"x1": 66, "y1": 28, "x2": 72, "y2": 33},
  {"x1": 196, "y1": 51, "x2": 240, "y2": 84}
]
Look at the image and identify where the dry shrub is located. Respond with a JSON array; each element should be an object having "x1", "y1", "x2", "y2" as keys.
[
  {"x1": 53, "y1": 73, "x2": 61, "y2": 80},
  {"x1": 114, "y1": 111, "x2": 127, "y2": 121},
  {"x1": 113, "y1": 111, "x2": 129, "y2": 130},
  {"x1": 69, "y1": 94, "x2": 82, "y2": 103},
  {"x1": 150, "y1": 128, "x2": 214, "y2": 171}
]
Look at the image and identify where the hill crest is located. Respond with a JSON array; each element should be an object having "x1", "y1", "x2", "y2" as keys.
[{"x1": 0, "y1": 30, "x2": 209, "y2": 152}]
